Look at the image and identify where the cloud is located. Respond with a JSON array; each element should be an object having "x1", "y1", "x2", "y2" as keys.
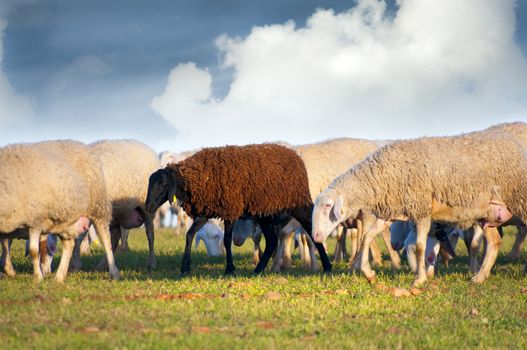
[
  {"x1": 152, "y1": 0, "x2": 527, "y2": 151},
  {"x1": 0, "y1": 19, "x2": 33, "y2": 130}
]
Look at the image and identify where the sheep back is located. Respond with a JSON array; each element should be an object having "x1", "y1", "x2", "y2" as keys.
[
  {"x1": 170, "y1": 144, "x2": 312, "y2": 221},
  {"x1": 295, "y1": 138, "x2": 378, "y2": 200},
  {"x1": 332, "y1": 134, "x2": 527, "y2": 223},
  {"x1": 0, "y1": 140, "x2": 109, "y2": 234}
]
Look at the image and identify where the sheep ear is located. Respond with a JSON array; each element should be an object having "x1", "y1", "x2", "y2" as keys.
[
  {"x1": 332, "y1": 196, "x2": 344, "y2": 221},
  {"x1": 166, "y1": 169, "x2": 178, "y2": 205}
]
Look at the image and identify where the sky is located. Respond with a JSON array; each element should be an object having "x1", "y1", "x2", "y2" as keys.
[{"x1": 0, "y1": 0, "x2": 526, "y2": 152}]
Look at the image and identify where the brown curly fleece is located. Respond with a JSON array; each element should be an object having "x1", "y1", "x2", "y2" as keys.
[{"x1": 167, "y1": 144, "x2": 312, "y2": 221}]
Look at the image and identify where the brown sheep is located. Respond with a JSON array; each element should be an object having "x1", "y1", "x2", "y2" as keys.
[{"x1": 145, "y1": 143, "x2": 332, "y2": 275}]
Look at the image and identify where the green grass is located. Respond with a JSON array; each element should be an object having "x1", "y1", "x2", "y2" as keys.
[{"x1": 0, "y1": 227, "x2": 526, "y2": 349}]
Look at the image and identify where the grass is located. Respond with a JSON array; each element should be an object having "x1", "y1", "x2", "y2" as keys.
[{"x1": 0, "y1": 227, "x2": 526, "y2": 349}]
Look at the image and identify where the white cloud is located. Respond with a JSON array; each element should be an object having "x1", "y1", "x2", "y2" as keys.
[
  {"x1": 0, "y1": 19, "x2": 33, "y2": 129},
  {"x1": 152, "y1": 0, "x2": 527, "y2": 151}
]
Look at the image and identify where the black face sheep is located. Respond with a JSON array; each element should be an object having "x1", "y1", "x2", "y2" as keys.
[
  {"x1": 145, "y1": 143, "x2": 332, "y2": 275},
  {"x1": 0, "y1": 140, "x2": 120, "y2": 282},
  {"x1": 312, "y1": 134, "x2": 527, "y2": 287}
]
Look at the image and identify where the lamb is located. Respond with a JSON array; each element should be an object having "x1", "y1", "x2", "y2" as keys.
[
  {"x1": 0, "y1": 140, "x2": 120, "y2": 281},
  {"x1": 397, "y1": 222, "x2": 465, "y2": 275},
  {"x1": 145, "y1": 143, "x2": 332, "y2": 275},
  {"x1": 194, "y1": 219, "x2": 225, "y2": 256},
  {"x1": 312, "y1": 133, "x2": 527, "y2": 287}
]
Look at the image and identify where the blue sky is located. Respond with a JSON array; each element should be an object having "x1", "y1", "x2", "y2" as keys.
[{"x1": 1, "y1": 0, "x2": 526, "y2": 152}]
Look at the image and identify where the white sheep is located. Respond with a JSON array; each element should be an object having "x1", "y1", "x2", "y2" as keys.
[
  {"x1": 312, "y1": 132, "x2": 527, "y2": 287},
  {"x1": 194, "y1": 219, "x2": 226, "y2": 257},
  {"x1": 0, "y1": 140, "x2": 120, "y2": 282}
]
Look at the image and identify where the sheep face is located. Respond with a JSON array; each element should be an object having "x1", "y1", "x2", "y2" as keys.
[
  {"x1": 232, "y1": 219, "x2": 257, "y2": 246},
  {"x1": 145, "y1": 169, "x2": 171, "y2": 214},
  {"x1": 312, "y1": 192, "x2": 353, "y2": 243}
]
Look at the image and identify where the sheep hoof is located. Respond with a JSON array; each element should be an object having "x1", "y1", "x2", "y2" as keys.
[
  {"x1": 411, "y1": 277, "x2": 426, "y2": 289},
  {"x1": 33, "y1": 275, "x2": 44, "y2": 283},
  {"x1": 505, "y1": 253, "x2": 520, "y2": 262},
  {"x1": 224, "y1": 269, "x2": 235, "y2": 276},
  {"x1": 181, "y1": 269, "x2": 191, "y2": 277},
  {"x1": 364, "y1": 270, "x2": 376, "y2": 283},
  {"x1": 471, "y1": 274, "x2": 487, "y2": 284},
  {"x1": 3, "y1": 268, "x2": 16, "y2": 278},
  {"x1": 95, "y1": 260, "x2": 109, "y2": 272},
  {"x1": 146, "y1": 260, "x2": 157, "y2": 270}
]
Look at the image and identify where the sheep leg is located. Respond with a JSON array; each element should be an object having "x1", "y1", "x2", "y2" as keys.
[
  {"x1": 271, "y1": 233, "x2": 286, "y2": 273},
  {"x1": 28, "y1": 228, "x2": 44, "y2": 282},
  {"x1": 341, "y1": 227, "x2": 349, "y2": 260},
  {"x1": 354, "y1": 228, "x2": 376, "y2": 282},
  {"x1": 381, "y1": 227, "x2": 401, "y2": 269},
  {"x1": 253, "y1": 219, "x2": 279, "y2": 274},
  {"x1": 369, "y1": 240, "x2": 382, "y2": 267},
  {"x1": 120, "y1": 228, "x2": 130, "y2": 252},
  {"x1": 347, "y1": 228, "x2": 359, "y2": 269},
  {"x1": 472, "y1": 227, "x2": 502, "y2": 284},
  {"x1": 96, "y1": 224, "x2": 122, "y2": 271},
  {"x1": 506, "y1": 225, "x2": 526, "y2": 262},
  {"x1": 252, "y1": 232, "x2": 262, "y2": 265},
  {"x1": 301, "y1": 233, "x2": 311, "y2": 269},
  {"x1": 181, "y1": 216, "x2": 207, "y2": 275},
  {"x1": 92, "y1": 219, "x2": 120, "y2": 280},
  {"x1": 223, "y1": 221, "x2": 235, "y2": 275},
  {"x1": 1, "y1": 239, "x2": 16, "y2": 277},
  {"x1": 282, "y1": 232, "x2": 294, "y2": 269},
  {"x1": 412, "y1": 216, "x2": 432, "y2": 288},
  {"x1": 110, "y1": 224, "x2": 122, "y2": 253},
  {"x1": 333, "y1": 226, "x2": 344, "y2": 262},
  {"x1": 292, "y1": 206, "x2": 332, "y2": 272},
  {"x1": 142, "y1": 209, "x2": 157, "y2": 269},
  {"x1": 55, "y1": 238, "x2": 75, "y2": 283},
  {"x1": 469, "y1": 225, "x2": 484, "y2": 273},
  {"x1": 306, "y1": 234, "x2": 319, "y2": 271},
  {"x1": 70, "y1": 230, "x2": 88, "y2": 272}
]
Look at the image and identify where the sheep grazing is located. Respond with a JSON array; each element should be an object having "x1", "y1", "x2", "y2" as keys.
[
  {"x1": 312, "y1": 133, "x2": 527, "y2": 287},
  {"x1": 194, "y1": 219, "x2": 225, "y2": 256},
  {"x1": 145, "y1": 143, "x2": 332, "y2": 275},
  {"x1": 0, "y1": 140, "x2": 120, "y2": 282},
  {"x1": 232, "y1": 218, "x2": 263, "y2": 265},
  {"x1": 86, "y1": 140, "x2": 161, "y2": 270}
]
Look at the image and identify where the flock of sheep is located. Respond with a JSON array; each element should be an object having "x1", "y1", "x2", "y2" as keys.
[{"x1": 0, "y1": 122, "x2": 526, "y2": 290}]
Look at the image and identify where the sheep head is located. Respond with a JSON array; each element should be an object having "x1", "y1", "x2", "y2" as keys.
[
  {"x1": 312, "y1": 190, "x2": 355, "y2": 243},
  {"x1": 145, "y1": 167, "x2": 188, "y2": 214}
]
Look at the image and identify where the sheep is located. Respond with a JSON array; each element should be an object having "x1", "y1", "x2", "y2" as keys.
[
  {"x1": 312, "y1": 133, "x2": 527, "y2": 287},
  {"x1": 194, "y1": 219, "x2": 225, "y2": 256},
  {"x1": 398, "y1": 222, "x2": 465, "y2": 275},
  {"x1": 232, "y1": 218, "x2": 263, "y2": 265},
  {"x1": 145, "y1": 143, "x2": 332, "y2": 275},
  {"x1": 85, "y1": 140, "x2": 161, "y2": 270},
  {"x1": 0, "y1": 140, "x2": 120, "y2": 281}
]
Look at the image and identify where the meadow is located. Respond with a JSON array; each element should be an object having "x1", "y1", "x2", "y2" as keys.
[{"x1": 0, "y1": 227, "x2": 526, "y2": 349}]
